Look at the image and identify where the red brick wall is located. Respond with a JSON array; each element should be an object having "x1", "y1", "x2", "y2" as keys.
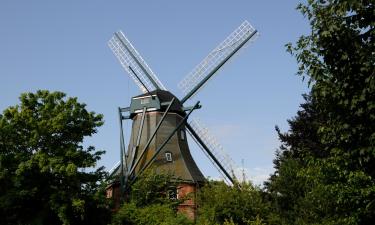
[
  {"x1": 106, "y1": 182, "x2": 121, "y2": 211},
  {"x1": 177, "y1": 183, "x2": 198, "y2": 221},
  {"x1": 106, "y1": 181, "x2": 200, "y2": 220}
]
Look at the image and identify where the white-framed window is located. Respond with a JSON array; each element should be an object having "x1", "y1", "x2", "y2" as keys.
[
  {"x1": 165, "y1": 152, "x2": 173, "y2": 162},
  {"x1": 180, "y1": 130, "x2": 185, "y2": 140}
]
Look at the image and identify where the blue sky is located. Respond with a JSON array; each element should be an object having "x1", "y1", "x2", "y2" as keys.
[{"x1": 0, "y1": 1, "x2": 310, "y2": 184}]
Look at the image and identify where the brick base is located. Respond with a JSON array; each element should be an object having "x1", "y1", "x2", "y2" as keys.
[
  {"x1": 106, "y1": 181, "x2": 121, "y2": 210},
  {"x1": 106, "y1": 181, "x2": 200, "y2": 220},
  {"x1": 177, "y1": 183, "x2": 198, "y2": 221}
]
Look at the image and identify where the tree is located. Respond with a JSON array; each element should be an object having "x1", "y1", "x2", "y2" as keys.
[
  {"x1": 268, "y1": 0, "x2": 374, "y2": 224},
  {"x1": 112, "y1": 202, "x2": 192, "y2": 225},
  {"x1": 0, "y1": 90, "x2": 110, "y2": 225},
  {"x1": 197, "y1": 180, "x2": 269, "y2": 225},
  {"x1": 290, "y1": 0, "x2": 374, "y2": 224},
  {"x1": 264, "y1": 94, "x2": 324, "y2": 224},
  {"x1": 288, "y1": 0, "x2": 374, "y2": 164}
]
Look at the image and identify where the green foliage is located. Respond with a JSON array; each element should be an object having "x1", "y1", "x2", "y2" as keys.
[
  {"x1": 129, "y1": 168, "x2": 180, "y2": 207},
  {"x1": 0, "y1": 90, "x2": 110, "y2": 225},
  {"x1": 113, "y1": 173, "x2": 271, "y2": 225},
  {"x1": 268, "y1": 0, "x2": 375, "y2": 224},
  {"x1": 111, "y1": 169, "x2": 192, "y2": 225},
  {"x1": 265, "y1": 96, "x2": 323, "y2": 224},
  {"x1": 197, "y1": 180, "x2": 269, "y2": 225},
  {"x1": 296, "y1": 155, "x2": 375, "y2": 225},
  {"x1": 289, "y1": 0, "x2": 374, "y2": 164},
  {"x1": 112, "y1": 202, "x2": 193, "y2": 225}
]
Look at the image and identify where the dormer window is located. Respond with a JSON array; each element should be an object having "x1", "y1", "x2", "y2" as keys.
[
  {"x1": 141, "y1": 97, "x2": 150, "y2": 104},
  {"x1": 165, "y1": 152, "x2": 173, "y2": 162}
]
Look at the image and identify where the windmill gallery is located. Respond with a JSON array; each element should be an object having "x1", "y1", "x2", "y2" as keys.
[{"x1": 105, "y1": 20, "x2": 258, "y2": 220}]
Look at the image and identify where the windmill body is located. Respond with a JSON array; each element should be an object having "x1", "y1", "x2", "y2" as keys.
[
  {"x1": 126, "y1": 90, "x2": 205, "y2": 183},
  {"x1": 106, "y1": 20, "x2": 259, "y2": 219}
]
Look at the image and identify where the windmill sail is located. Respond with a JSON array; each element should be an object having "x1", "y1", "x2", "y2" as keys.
[
  {"x1": 108, "y1": 31, "x2": 167, "y2": 93},
  {"x1": 187, "y1": 118, "x2": 239, "y2": 184},
  {"x1": 178, "y1": 20, "x2": 258, "y2": 103}
]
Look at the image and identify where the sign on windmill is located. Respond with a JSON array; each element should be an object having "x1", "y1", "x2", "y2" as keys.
[{"x1": 106, "y1": 20, "x2": 258, "y2": 219}]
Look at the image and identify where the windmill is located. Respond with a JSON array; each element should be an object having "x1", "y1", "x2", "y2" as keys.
[{"x1": 106, "y1": 20, "x2": 258, "y2": 216}]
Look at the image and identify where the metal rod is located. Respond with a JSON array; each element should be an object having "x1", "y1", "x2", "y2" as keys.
[
  {"x1": 187, "y1": 129, "x2": 231, "y2": 184},
  {"x1": 118, "y1": 107, "x2": 127, "y2": 201},
  {"x1": 136, "y1": 107, "x2": 147, "y2": 147},
  {"x1": 186, "y1": 123, "x2": 235, "y2": 185},
  {"x1": 180, "y1": 30, "x2": 258, "y2": 104},
  {"x1": 115, "y1": 32, "x2": 161, "y2": 90},
  {"x1": 128, "y1": 107, "x2": 147, "y2": 170},
  {"x1": 128, "y1": 66, "x2": 152, "y2": 95},
  {"x1": 127, "y1": 98, "x2": 176, "y2": 177},
  {"x1": 133, "y1": 101, "x2": 201, "y2": 182}
]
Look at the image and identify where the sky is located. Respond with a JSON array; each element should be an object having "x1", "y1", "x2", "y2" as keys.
[{"x1": 0, "y1": 1, "x2": 310, "y2": 185}]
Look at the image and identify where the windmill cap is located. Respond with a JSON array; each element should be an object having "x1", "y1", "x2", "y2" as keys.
[{"x1": 129, "y1": 90, "x2": 185, "y2": 117}]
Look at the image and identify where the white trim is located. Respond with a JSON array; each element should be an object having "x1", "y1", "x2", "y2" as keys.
[
  {"x1": 165, "y1": 152, "x2": 173, "y2": 162},
  {"x1": 133, "y1": 95, "x2": 157, "y2": 100}
]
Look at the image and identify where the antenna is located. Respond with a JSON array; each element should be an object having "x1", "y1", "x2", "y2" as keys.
[
  {"x1": 108, "y1": 31, "x2": 167, "y2": 93},
  {"x1": 241, "y1": 158, "x2": 246, "y2": 182},
  {"x1": 178, "y1": 21, "x2": 258, "y2": 103}
]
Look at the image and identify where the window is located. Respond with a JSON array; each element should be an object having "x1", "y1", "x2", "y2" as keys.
[
  {"x1": 180, "y1": 130, "x2": 185, "y2": 140},
  {"x1": 106, "y1": 189, "x2": 113, "y2": 198},
  {"x1": 167, "y1": 187, "x2": 177, "y2": 200},
  {"x1": 140, "y1": 97, "x2": 150, "y2": 104},
  {"x1": 165, "y1": 152, "x2": 173, "y2": 162}
]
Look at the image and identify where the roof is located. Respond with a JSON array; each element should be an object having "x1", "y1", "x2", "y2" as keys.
[{"x1": 132, "y1": 90, "x2": 184, "y2": 115}]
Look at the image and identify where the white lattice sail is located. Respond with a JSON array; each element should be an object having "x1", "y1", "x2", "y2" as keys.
[
  {"x1": 108, "y1": 31, "x2": 166, "y2": 93},
  {"x1": 188, "y1": 118, "x2": 239, "y2": 182},
  {"x1": 178, "y1": 20, "x2": 258, "y2": 98}
]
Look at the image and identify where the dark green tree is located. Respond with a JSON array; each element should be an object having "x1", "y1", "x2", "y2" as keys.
[
  {"x1": 265, "y1": 94, "x2": 324, "y2": 224},
  {"x1": 197, "y1": 180, "x2": 269, "y2": 225},
  {"x1": 268, "y1": 0, "x2": 374, "y2": 224},
  {"x1": 0, "y1": 90, "x2": 110, "y2": 225},
  {"x1": 288, "y1": 0, "x2": 375, "y2": 164},
  {"x1": 291, "y1": 0, "x2": 374, "y2": 224}
]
